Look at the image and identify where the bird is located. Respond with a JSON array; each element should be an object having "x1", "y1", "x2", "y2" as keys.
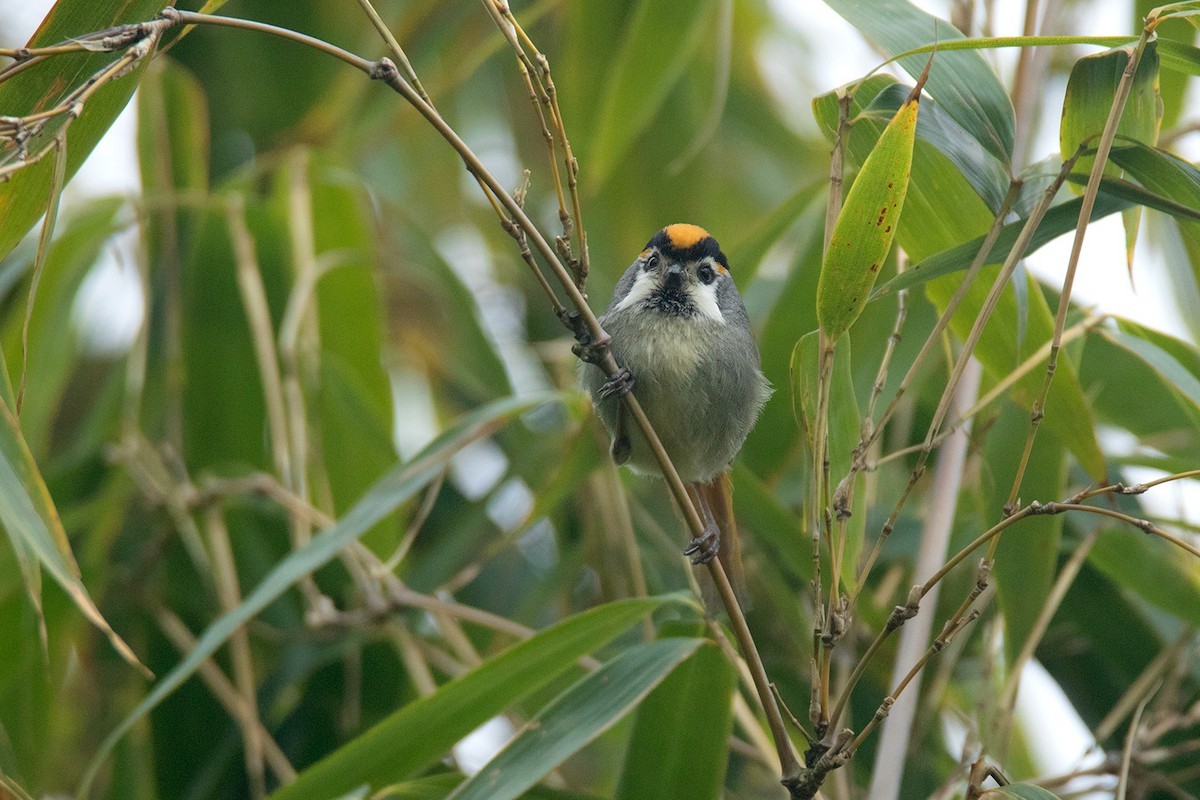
[{"x1": 580, "y1": 223, "x2": 771, "y2": 598}]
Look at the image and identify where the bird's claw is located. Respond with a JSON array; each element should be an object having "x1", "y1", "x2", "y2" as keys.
[
  {"x1": 683, "y1": 525, "x2": 720, "y2": 565},
  {"x1": 598, "y1": 368, "x2": 634, "y2": 399},
  {"x1": 571, "y1": 332, "x2": 611, "y2": 365}
]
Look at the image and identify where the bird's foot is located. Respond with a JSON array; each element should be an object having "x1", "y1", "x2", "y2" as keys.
[
  {"x1": 683, "y1": 523, "x2": 720, "y2": 565},
  {"x1": 598, "y1": 368, "x2": 634, "y2": 399},
  {"x1": 571, "y1": 331, "x2": 611, "y2": 365}
]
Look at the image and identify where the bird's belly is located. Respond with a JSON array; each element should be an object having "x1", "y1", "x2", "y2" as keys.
[{"x1": 617, "y1": 324, "x2": 743, "y2": 482}]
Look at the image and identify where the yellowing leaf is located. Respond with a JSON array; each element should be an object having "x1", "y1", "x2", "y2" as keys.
[{"x1": 817, "y1": 72, "x2": 926, "y2": 340}]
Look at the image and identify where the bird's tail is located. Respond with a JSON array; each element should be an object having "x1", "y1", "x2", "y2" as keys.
[{"x1": 690, "y1": 472, "x2": 750, "y2": 612}]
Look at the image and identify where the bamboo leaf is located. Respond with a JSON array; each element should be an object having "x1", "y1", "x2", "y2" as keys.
[
  {"x1": 589, "y1": 0, "x2": 717, "y2": 182},
  {"x1": 879, "y1": 193, "x2": 1130, "y2": 296},
  {"x1": 926, "y1": 268, "x2": 1107, "y2": 482},
  {"x1": 0, "y1": 0, "x2": 167, "y2": 260},
  {"x1": 1060, "y1": 41, "x2": 1161, "y2": 269},
  {"x1": 0, "y1": 369, "x2": 148, "y2": 677},
  {"x1": 790, "y1": 331, "x2": 864, "y2": 584},
  {"x1": 270, "y1": 596, "x2": 686, "y2": 800},
  {"x1": 447, "y1": 638, "x2": 705, "y2": 800},
  {"x1": 822, "y1": 0, "x2": 1015, "y2": 165},
  {"x1": 615, "y1": 632, "x2": 734, "y2": 800},
  {"x1": 1089, "y1": 524, "x2": 1200, "y2": 623},
  {"x1": 80, "y1": 393, "x2": 563, "y2": 797},
  {"x1": 814, "y1": 75, "x2": 997, "y2": 262},
  {"x1": 818, "y1": 77, "x2": 922, "y2": 340},
  {"x1": 1100, "y1": 323, "x2": 1200, "y2": 417}
]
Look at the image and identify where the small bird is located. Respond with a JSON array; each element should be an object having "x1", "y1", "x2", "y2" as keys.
[{"x1": 581, "y1": 224, "x2": 771, "y2": 591}]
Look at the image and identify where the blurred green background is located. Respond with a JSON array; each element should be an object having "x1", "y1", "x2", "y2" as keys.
[{"x1": 1, "y1": 1, "x2": 1199, "y2": 799}]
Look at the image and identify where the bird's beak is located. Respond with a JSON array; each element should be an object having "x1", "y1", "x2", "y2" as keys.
[{"x1": 663, "y1": 263, "x2": 684, "y2": 292}]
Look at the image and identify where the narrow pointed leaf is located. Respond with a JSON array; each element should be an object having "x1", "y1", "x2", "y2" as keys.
[
  {"x1": 615, "y1": 634, "x2": 735, "y2": 800},
  {"x1": 982, "y1": 786, "x2": 1063, "y2": 800},
  {"x1": 270, "y1": 595, "x2": 685, "y2": 800},
  {"x1": 447, "y1": 639, "x2": 705, "y2": 800},
  {"x1": 1059, "y1": 41, "x2": 1161, "y2": 271},
  {"x1": 0, "y1": 0, "x2": 167, "y2": 260},
  {"x1": 823, "y1": 0, "x2": 1015, "y2": 164},
  {"x1": 926, "y1": 268, "x2": 1106, "y2": 482},
  {"x1": 791, "y1": 331, "x2": 864, "y2": 584},
  {"x1": 878, "y1": 192, "x2": 1131, "y2": 296},
  {"x1": 818, "y1": 79, "x2": 921, "y2": 340},
  {"x1": 80, "y1": 393, "x2": 562, "y2": 796},
  {"x1": 589, "y1": 0, "x2": 716, "y2": 182},
  {"x1": 0, "y1": 384, "x2": 148, "y2": 677}
]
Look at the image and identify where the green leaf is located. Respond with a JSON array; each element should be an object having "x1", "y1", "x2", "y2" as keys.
[
  {"x1": 1089, "y1": 524, "x2": 1200, "y2": 623},
  {"x1": 270, "y1": 595, "x2": 686, "y2": 800},
  {"x1": 817, "y1": 83, "x2": 919, "y2": 340},
  {"x1": 615, "y1": 634, "x2": 734, "y2": 800},
  {"x1": 1100, "y1": 322, "x2": 1200, "y2": 419},
  {"x1": 822, "y1": 0, "x2": 1015, "y2": 165},
  {"x1": 137, "y1": 58, "x2": 209, "y2": 203},
  {"x1": 860, "y1": 82, "x2": 1011, "y2": 214},
  {"x1": 0, "y1": 366, "x2": 147, "y2": 677},
  {"x1": 590, "y1": 0, "x2": 717, "y2": 182},
  {"x1": 1107, "y1": 143, "x2": 1200, "y2": 341},
  {"x1": 1068, "y1": 172, "x2": 1200, "y2": 224},
  {"x1": 1079, "y1": 321, "x2": 1200, "y2": 460},
  {"x1": 742, "y1": 195, "x2": 825, "y2": 476},
  {"x1": 448, "y1": 638, "x2": 705, "y2": 800},
  {"x1": 985, "y1": 404, "x2": 1066, "y2": 664},
  {"x1": 307, "y1": 161, "x2": 400, "y2": 553},
  {"x1": 1061, "y1": 43, "x2": 1161, "y2": 180},
  {"x1": 374, "y1": 774, "x2": 604, "y2": 800},
  {"x1": 0, "y1": 0, "x2": 167, "y2": 260},
  {"x1": 879, "y1": 192, "x2": 1130, "y2": 296},
  {"x1": 982, "y1": 785, "x2": 1063, "y2": 800},
  {"x1": 813, "y1": 75, "x2": 997, "y2": 262},
  {"x1": 1156, "y1": 38, "x2": 1200, "y2": 77},
  {"x1": 730, "y1": 462, "x2": 811, "y2": 581},
  {"x1": 0, "y1": 198, "x2": 125, "y2": 457},
  {"x1": 790, "y1": 331, "x2": 864, "y2": 584},
  {"x1": 925, "y1": 268, "x2": 1107, "y2": 482},
  {"x1": 80, "y1": 393, "x2": 563, "y2": 796},
  {"x1": 1059, "y1": 41, "x2": 1160, "y2": 266}
]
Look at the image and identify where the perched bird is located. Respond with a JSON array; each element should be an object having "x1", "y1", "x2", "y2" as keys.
[{"x1": 581, "y1": 224, "x2": 771, "y2": 594}]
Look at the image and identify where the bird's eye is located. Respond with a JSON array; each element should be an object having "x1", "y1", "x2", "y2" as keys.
[
  {"x1": 697, "y1": 263, "x2": 716, "y2": 284},
  {"x1": 643, "y1": 253, "x2": 660, "y2": 271}
]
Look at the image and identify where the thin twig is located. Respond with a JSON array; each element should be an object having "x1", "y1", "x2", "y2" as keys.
[
  {"x1": 156, "y1": 608, "x2": 296, "y2": 784},
  {"x1": 1003, "y1": 31, "x2": 1151, "y2": 513},
  {"x1": 204, "y1": 507, "x2": 267, "y2": 797},
  {"x1": 1117, "y1": 687, "x2": 1155, "y2": 800},
  {"x1": 17, "y1": 133, "x2": 66, "y2": 415},
  {"x1": 854, "y1": 153, "x2": 1078, "y2": 596},
  {"x1": 997, "y1": 530, "x2": 1098, "y2": 724}
]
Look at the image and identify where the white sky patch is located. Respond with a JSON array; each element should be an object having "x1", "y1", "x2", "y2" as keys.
[
  {"x1": 390, "y1": 361, "x2": 438, "y2": 459},
  {"x1": 434, "y1": 225, "x2": 553, "y2": 397},
  {"x1": 71, "y1": 234, "x2": 144, "y2": 356},
  {"x1": 1124, "y1": 466, "x2": 1200, "y2": 533},
  {"x1": 1016, "y1": 660, "x2": 1111, "y2": 798},
  {"x1": 486, "y1": 476, "x2": 534, "y2": 532},
  {"x1": 450, "y1": 438, "x2": 508, "y2": 501},
  {"x1": 452, "y1": 715, "x2": 516, "y2": 776}
]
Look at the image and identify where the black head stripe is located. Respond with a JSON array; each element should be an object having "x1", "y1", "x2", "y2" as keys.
[{"x1": 645, "y1": 224, "x2": 731, "y2": 271}]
